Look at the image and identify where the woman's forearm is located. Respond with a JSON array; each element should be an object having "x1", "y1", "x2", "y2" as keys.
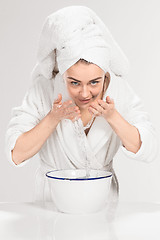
[
  {"x1": 12, "y1": 111, "x2": 59, "y2": 165},
  {"x1": 107, "y1": 110, "x2": 142, "y2": 153}
]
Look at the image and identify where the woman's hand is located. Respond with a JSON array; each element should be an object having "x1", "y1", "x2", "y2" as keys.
[
  {"x1": 50, "y1": 94, "x2": 81, "y2": 122},
  {"x1": 88, "y1": 96, "x2": 115, "y2": 121}
]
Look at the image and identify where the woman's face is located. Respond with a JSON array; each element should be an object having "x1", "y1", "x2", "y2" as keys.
[{"x1": 63, "y1": 62, "x2": 106, "y2": 111}]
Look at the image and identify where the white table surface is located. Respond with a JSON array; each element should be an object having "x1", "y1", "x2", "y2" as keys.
[{"x1": 0, "y1": 201, "x2": 160, "y2": 240}]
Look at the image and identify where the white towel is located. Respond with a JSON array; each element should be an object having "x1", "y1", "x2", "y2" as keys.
[{"x1": 31, "y1": 5, "x2": 130, "y2": 81}]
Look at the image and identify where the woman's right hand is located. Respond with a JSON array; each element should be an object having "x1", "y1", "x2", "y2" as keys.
[{"x1": 50, "y1": 94, "x2": 81, "y2": 122}]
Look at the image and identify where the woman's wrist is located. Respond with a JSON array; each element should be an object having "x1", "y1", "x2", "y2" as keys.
[
  {"x1": 105, "y1": 109, "x2": 141, "y2": 153},
  {"x1": 46, "y1": 110, "x2": 60, "y2": 130},
  {"x1": 104, "y1": 108, "x2": 118, "y2": 123}
]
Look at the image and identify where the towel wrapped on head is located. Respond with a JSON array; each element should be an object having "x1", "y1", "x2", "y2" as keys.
[{"x1": 31, "y1": 5, "x2": 129, "y2": 81}]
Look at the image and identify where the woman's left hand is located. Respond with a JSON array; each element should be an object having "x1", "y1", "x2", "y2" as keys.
[{"x1": 88, "y1": 96, "x2": 116, "y2": 121}]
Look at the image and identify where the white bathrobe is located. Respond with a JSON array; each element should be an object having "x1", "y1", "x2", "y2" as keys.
[{"x1": 5, "y1": 70, "x2": 158, "y2": 202}]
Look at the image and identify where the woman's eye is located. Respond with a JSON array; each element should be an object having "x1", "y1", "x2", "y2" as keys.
[
  {"x1": 71, "y1": 81, "x2": 79, "y2": 86},
  {"x1": 91, "y1": 81, "x2": 99, "y2": 85}
]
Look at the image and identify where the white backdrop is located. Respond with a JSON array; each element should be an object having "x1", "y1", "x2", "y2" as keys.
[{"x1": 1, "y1": 0, "x2": 160, "y2": 202}]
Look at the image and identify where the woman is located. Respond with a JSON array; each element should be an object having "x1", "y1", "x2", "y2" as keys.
[{"x1": 5, "y1": 6, "x2": 158, "y2": 202}]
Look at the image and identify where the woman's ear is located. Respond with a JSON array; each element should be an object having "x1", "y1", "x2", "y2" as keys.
[
  {"x1": 104, "y1": 72, "x2": 110, "y2": 92},
  {"x1": 105, "y1": 72, "x2": 110, "y2": 80}
]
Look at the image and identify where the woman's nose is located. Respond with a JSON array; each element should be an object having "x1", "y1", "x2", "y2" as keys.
[{"x1": 80, "y1": 86, "x2": 90, "y2": 98}]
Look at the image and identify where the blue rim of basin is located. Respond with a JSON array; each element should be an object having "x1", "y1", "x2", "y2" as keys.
[{"x1": 46, "y1": 170, "x2": 112, "y2": 181}]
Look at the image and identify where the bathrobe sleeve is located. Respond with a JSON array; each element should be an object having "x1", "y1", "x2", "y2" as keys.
[
  {"x1": 5, "y1": 78, "x2": 45, "y2": 167},
  {"x1": 119, "y1": 79, "x2": 158, "y2": 163}
]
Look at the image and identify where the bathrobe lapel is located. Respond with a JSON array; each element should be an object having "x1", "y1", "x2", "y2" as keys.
[
  {"x1": 87, "y1": 116, "x2": 113, "y2": 155},
  {"x1": 56, "y1": 117, "x2": 105, "y2": 169}
]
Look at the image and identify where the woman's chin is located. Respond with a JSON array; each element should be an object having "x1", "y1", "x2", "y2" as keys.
[{"x1": 74, "y1": 102, "x2": 88, "y2": 111}]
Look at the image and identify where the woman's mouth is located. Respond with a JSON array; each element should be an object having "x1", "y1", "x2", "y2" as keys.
[{"x1": 78, "y1": 98, "x2": 91, "y2": 104}]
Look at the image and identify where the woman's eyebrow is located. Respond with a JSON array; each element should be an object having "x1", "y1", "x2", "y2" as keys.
[{"x1": 67, "y1": 77, "x2": 102, "y2": 82}]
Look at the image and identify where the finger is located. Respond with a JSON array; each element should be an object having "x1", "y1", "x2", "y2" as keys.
[
  {"x1": 106, "y1": 96, "x2": 110, "y2": 103},
  {"x1": 97, "y1": 99, "x2": 108, "y2": 109},
  {"x1": 106, "y1": 96, "x2": 114, "y2": 104},
  {"x1": 88, "y1": 106, "x2": 101, "y2": 116},
  {"x1": 59, "y1": 94, "x2": 62, "y2": 102},
  {"x1": 54, "y1": 94, "x2": 61, "y2": 103},
  {"x1": 89, "y1": 102, "x2": 104, "y2": 114},
  {"x1": 65, "y1": 106, "x2": 80, "y2": 116},
  {"x1": 56, "y1": 104, "x2": 62, "y2": 109},
  {"x1": 54, "y1": 93, "x2": 62, "y2": 104},
  {"x1": 68, "y1": 112, "x2": 81, "y2": 122},
  {"x1": 62, "y1": 100, "x2": 73, "y2": 109}
]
